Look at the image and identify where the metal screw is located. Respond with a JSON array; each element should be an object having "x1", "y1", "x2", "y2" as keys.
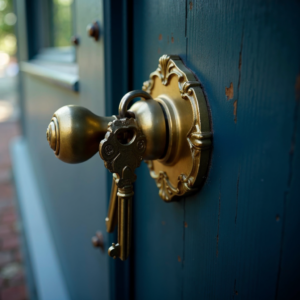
[
  {"x1": 71, "y1": 35, "x2": 80, "y2": 46},
  {"x1": 91, "y1": 231, "x2": 104, "y2": 252},
  {"x1": 86, "y1": 21, "x2": 100, "y2": 41}
]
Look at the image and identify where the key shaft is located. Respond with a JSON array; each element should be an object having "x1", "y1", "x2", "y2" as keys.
[
  {"x1": 105, "y1": 177, "x2": 118, "y2": 233},
  {"x1": 117, "y1": 185, "x2": 133, "y2": 260}
]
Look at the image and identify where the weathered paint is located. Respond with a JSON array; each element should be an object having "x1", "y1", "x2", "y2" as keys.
[
  {"x1": 132, "y1": 0, "x2": 300, "y2": 299},
  {"x1": 225, "y1": 82, "x2": 234, "y2": 100},
  {"x1": 15, "y1": 0, "x2": 300, "y2": 299}
]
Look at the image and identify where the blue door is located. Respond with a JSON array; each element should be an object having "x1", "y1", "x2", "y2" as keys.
[
  {"x1": 13, "y1": 0, "x2": 300, "y2": 299},
  {"x1": 129, "y1": 1, "x2": 300, "y2": 299}
]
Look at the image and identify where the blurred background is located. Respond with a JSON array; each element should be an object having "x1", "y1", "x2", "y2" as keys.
[
  {"x1": 0, "y1": 0, "x2": 26, "y2": 299},
  {"x1": 0, "y1": 0, "x2": 19, "y2": 124},
  {"x1": 0, "y1": 1, "x2": 74, "y2": 299}
]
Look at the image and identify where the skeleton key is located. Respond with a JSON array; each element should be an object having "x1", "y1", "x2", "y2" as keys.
[
  {"x1": 99, "y1": 118, "x2": 146, "y2": 260},
  {"x1": 105, "y1": 174, "x2": 118, "y2": 233}
]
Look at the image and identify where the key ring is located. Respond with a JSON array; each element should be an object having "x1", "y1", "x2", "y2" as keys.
[{"x1": 119, "y1": 90, "x2": 152, "y2": 118}]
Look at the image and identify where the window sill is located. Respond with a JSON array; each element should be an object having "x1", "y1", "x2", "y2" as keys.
[{"x1": 20, "y1": 60, "x2": 79, "y2": 92}]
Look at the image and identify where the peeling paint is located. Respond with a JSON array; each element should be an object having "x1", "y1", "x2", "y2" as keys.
[
  {"x1": 233, "y1": 100, "x2": 237, "y2": 123},
  {"x1": 225, "y1": 82, "x2": 234, "y2": 100},
  {"x1": 234, "y1": 28, "x2": 244, "y2": 124}
]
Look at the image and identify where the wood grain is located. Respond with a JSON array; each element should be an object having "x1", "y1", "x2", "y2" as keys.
[
  {"x1": 132, "y1": 0, "x2": 300, "y2": 299},
  {"x1": 133, "y1": 1, "x2": 187, "y2": 299}
]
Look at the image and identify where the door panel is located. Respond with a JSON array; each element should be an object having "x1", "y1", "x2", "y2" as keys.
[
  {"x1": 133, "y1": 1, "x2": 187, "y2": 299},
  {"x1": 76, "y1": 0, "x2": 105, "y2": 113},
  {"x1": 20, "y1": 0, "x2": 109, "y2": 299},
  {"x1": 132, "y1": 0, "x2": 300, "y2": 299},
  {"x1": 185, "y1": 2, "x2": 300, "y2": 299}
]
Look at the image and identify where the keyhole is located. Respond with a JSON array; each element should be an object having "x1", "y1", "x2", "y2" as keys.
[{"x1": 116, "y1": 128, "x2": 136, "y2": 145}]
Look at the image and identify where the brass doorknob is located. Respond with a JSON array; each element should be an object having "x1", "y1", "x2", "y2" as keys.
[
  {"x1": 46, "y1": 105, "x2": 114, "y2": 163},
  {"x1": 46, "y1": 55, "x2": 212, "y2": 200},
  {"x1": 47, "y1": 92, "x2": 167, "y2": 164}
]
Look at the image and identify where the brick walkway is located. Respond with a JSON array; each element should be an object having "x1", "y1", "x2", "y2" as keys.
[{"x1": 0, "y1": 121, "x2": 28, "y2": 300}]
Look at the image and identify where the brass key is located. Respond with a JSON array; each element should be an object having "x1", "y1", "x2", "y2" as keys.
[
  {"x1": 105, "y1": 175, "x2": 118, "y2": 233},
  {"x1": 99, "y1": 118, "x2": 146, "y2": 260}
]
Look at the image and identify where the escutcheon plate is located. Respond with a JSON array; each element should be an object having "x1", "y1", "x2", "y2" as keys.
[{"x1": 142, "y1": 55, "x2": 212, "y2": 201}]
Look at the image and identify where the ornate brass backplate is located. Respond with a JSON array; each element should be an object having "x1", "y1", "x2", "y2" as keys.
[{"x1": 142, "y1": 55, "x2": 212, "y2": 201}]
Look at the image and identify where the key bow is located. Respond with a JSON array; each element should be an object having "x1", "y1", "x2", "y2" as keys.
[{"x1": 99, "y1": 118, "x2": 146, "y2": 186}]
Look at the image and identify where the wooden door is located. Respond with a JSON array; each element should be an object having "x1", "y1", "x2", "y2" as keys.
[
  {"x1": 128, "y1": 1, "x2": 300, "y2": 299},
  {"x1": 15, "y1": 0, "x2": 300, "y2": 299}
]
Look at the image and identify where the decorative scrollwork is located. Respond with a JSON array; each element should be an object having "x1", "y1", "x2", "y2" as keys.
[
  {"x1": 145, "y1": 161, "x2": 180, "y2": 201},
  {"x1": 143, "y1": 55, "x2": 211, "y2": 201}
]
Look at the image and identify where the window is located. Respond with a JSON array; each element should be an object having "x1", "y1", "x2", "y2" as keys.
[
  {"x1": 19, "y1": 0, "x2": 78, "y2": 91},
  {"x1": 51, "y1": 0, "x2": 74, "y2": 48}
]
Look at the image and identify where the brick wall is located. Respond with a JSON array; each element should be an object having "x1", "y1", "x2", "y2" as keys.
[{"x1": 0, "y1": 121, "x2": 28, "y2": 300}]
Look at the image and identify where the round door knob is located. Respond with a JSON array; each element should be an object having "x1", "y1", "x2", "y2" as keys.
[
  {"x1": 86, "y1": 21, "x2": 100, "y2": 41},
  {"x1": 47, "y1": 94, "x2": 167, "y2": 164},
  {"x1": 91, "y1": 231, "x2": 104, "y2": 252},
  {"x1": 46, "y1": 105, "x2": 114, "y2": 163},
  {"x1": 46, "y1": 118, "x2": 58, "y2": 152}
]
